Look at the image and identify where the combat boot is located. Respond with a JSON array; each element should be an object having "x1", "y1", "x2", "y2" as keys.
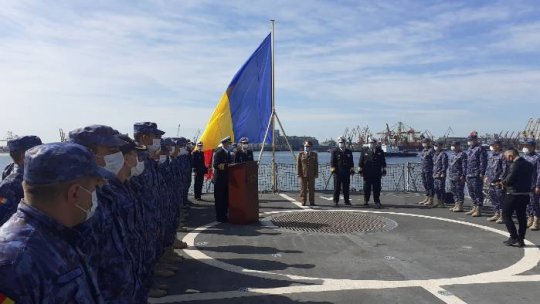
[
  {"x1": 487, "y1": 211, "x2": 500, "y2": 222},
  {"x1": 453, "y1": 201, "x2": 464, "y2": 212},
  {"x1": 527, "y1": 216, "x2": 534, "y2": 228},
  {"x1": 173, "y1": 240, "x2": 188, "y2": 250},
  {"x1": 496, "y1": 213, "x2": 504, "y2": 224},
  {"x1": 472, "y1": 206, "x2": 482, "y2": 217},
  {"x1": 449, "y1": 201, "x2": 458, "y2": 211},
  {"x1": 418, "y1": 196, "x2": 429, "y2": 205},
  {"x1": 432, "y1": 198, "x2": 445, "y2": 208},
  {"x1": 154, "y1": 268, "x2": 174, "y2": 277},
  {"x1": 530, "y1": 217, "x2": 540, "y2": 231},
  {"x1": 424, "y1": 196, "x2": 434, "y2": 206},
  {"x1": 465, "y1": 206, "x2": 476, "y2": 215},
  {"x1": 149, "y1": 287, "x2": 167, "y2": 298}
]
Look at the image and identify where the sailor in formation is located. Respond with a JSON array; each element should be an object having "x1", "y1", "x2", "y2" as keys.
[{"x1": 0, "y1": 122, "x2": 194, "y2": 301}]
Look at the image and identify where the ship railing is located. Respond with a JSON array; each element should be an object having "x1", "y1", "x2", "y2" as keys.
[{"x1": 195, "y1": 162, "x2": 428, "y2": 194}]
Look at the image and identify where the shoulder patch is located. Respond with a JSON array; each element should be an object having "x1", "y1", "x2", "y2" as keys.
[{"x1": 0, "y1": 293, "x2": 15, "y2": 304}]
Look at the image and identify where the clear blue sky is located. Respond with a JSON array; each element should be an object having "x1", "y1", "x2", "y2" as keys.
[{"x1": 1, "y1": 0, "x2": 539, "y2": 143}]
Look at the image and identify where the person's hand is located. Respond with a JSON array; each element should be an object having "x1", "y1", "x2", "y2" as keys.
[{"x1": 535, "y1": 187, "x2": 540, "y2": 196}]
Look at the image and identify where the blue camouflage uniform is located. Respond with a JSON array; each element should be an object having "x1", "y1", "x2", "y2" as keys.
[
  {"x1": 0, "y1": 135, "x2": 42, "y2": 226},
  {"x1": 465, "y1": 143, "x2": 488, "y2": 206},
  {"x1": 420, "y1": 145, "x2": 435, "y2": 197},
  {"x1": 522, "y1": 148, "x2": 540, "y2": 218},
  {"x1": 449, "y1": 148, "x2": 467, "y2": 203},
  {"x1": 0, "y1": 142, "x2": 106, "y2": 303},
  {"x1": 432, "y1": 148, "x2": 448, "y2": 201},
  {"x1": 129, "y1": 122, "x2": 165, "y2": 282},
  {"x1": 485, "y1": 147, "x2": 507, "y2": 213},
  {"x1": 69, "y1": 125, "x2": 141, "y2": 303}
]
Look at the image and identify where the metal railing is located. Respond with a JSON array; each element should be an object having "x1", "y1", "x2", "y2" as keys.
[{"x1": 191, "y1": 163, "x2": 427, "y2": 194}]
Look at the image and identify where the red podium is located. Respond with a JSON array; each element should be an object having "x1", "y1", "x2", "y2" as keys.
[{"x1": 228, "y1": 161, "x2": 259, "y2": 225}]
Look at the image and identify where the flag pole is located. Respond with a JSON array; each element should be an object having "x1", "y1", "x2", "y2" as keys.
[{"x1": 271, "y1": 19, "x2": 277, "y2": 192}]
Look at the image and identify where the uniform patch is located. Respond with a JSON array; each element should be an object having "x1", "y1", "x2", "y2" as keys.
[{"x1": 0, "y1": 293, "x2": 15, "y2": 304}]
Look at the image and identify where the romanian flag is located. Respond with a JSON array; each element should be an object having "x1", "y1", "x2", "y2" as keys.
[{"x1": 200, "y1": 33, "x2": 272, "y2": 174}]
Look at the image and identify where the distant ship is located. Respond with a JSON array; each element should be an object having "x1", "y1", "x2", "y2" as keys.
[
  {"x1": 360, "y1": 144, "x2": 418, "y2": 157},
  {"x1": 0, "y1": 131, "x2": 16, "y2": 153},
  {"x1": 380, "y1": 144, "x2": 418, "y2": 157}
]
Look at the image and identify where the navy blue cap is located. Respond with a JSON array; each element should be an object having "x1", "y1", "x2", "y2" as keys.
[
  {"x1": 24, "y1": 143, "x2": 109, "y2": 185},
  {"x1": 522, "y1": 138, "x2": 536, "y2": 146},
  {"x1": 176, "y1": 137, "x2": 187, "y2": 146},
  {"x1": 490, "y1": 139, "x2": 502, "y2": 145},
  {"x1": 118, "y1": 134, "x2": 146, "y2": 154},
  {"x1": 133, "y1": 122, "x2": 165, "y2": 136},
  {"x1": 7, "y1": 135, "x2": 42, "y2": 153},
  {"x1": 69, "y1": 125, "x2": 125, "y2": 147},
  {"x1": 163, "y1": 138, "x2": 174, "y2": 146}
]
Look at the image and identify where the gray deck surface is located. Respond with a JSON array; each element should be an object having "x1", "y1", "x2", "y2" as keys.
[{"x1": 149, "y1": 192, "x2": 540, "y2": 304}]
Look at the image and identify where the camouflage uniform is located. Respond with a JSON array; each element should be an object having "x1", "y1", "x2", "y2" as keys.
[
  {"x1": 522, "y1": 152, "x2": 540, "y2": 218},
  {"x1": 0, "y1": 204, "x2": 104, "y2": 303},
  {"x1": 465, "y1": 144, "x2": 488, "y2": 206},
  {"x1": 420, "y1": 146, "x2": 435, "y2": 197},
  {"x1": 0, "y1": 142, "x2": 107, "y2": 303},
  {"x1": 0, "y1": 135, "x2": 42, "y2": 226},
  {"x1": 449, "y1": 150, "x2": 467, "y2": 203},
  {"x1": 485, "y1": 150, "x2": 507, "y2": 213},
  {"x1": 432, "y1": 149, "x2": 448, "y2": 203},
  {"x1": 0, "y1": 165, "x2": 23, "y2": 226}
]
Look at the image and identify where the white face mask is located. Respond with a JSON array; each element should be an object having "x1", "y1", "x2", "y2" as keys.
[
  {"x1": 368, "y1": 143, "x2": 375, "y2": 149},
  {"x1": 76, "y1": 186, "x2": 98, "y2": 221},
  {"x1": 467, "y1": 141, "x2": 474, "y2": 147},
  {"x1": 338, "y1": 143, "x2": 345, "y2": 149},
  {"x1": 489, "y1": 146, "x2": 495, "y2": 151},
  {"x1": 104, "y1": 151, "x2": 125, "y2": 175},
  {"x1": 179, "y1": 147, "x2": 188, "y2": 155},
  {"x1": 434, "y1": 146, "x2": 440, "y2": 151},
  {"x1": 450, "y1": 146, "x2": 456, "y2": 151},
  {"x1": 523, "y1": 147, "x2": 530, "y2": 154},
  {"x1": 159, "y1": 155, "x2": 167, "y2": 164},
  {"x1": 241, "y1": 143, "x2": 248, "y2": 150},
  {"x1": 422, "y1": 143, "x2": 428, "y2": 148},
  {"x1": 131, "y1": 160, "x2": 145, "y2": 176},
  {"x1": 304, "y1": 147, "x2": 311, "y2": 152},
  {"x1": 147, "y1": 139, "x2": 161, "y2": 153}
]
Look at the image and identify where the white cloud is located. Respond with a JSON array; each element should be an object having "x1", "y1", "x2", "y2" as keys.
[{"x1": 0, "y1": 0, "x2": 538, "y2": 143}]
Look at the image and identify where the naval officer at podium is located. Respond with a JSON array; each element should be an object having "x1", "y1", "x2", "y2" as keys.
[{"x1": 213, "y1": 136, "x2": 232, "y2": 222}]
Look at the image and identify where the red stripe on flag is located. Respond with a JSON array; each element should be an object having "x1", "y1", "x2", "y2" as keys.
[{"x1": 203, "y1": 150, "x2": 214, "y2": 181}]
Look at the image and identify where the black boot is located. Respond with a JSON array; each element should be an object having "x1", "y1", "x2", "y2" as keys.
[{"x1": 503, "y1": 237, "x2": 519, "y2": 246}]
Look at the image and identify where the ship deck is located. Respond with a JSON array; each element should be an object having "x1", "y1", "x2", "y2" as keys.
[{"x1": 150, "y1": 192, "x2": 540, "y2": 304}]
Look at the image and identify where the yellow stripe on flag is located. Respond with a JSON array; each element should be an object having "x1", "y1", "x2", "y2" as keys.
[{"x1": 199, "y1": 92, "x2": 235, "y2": 150}]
